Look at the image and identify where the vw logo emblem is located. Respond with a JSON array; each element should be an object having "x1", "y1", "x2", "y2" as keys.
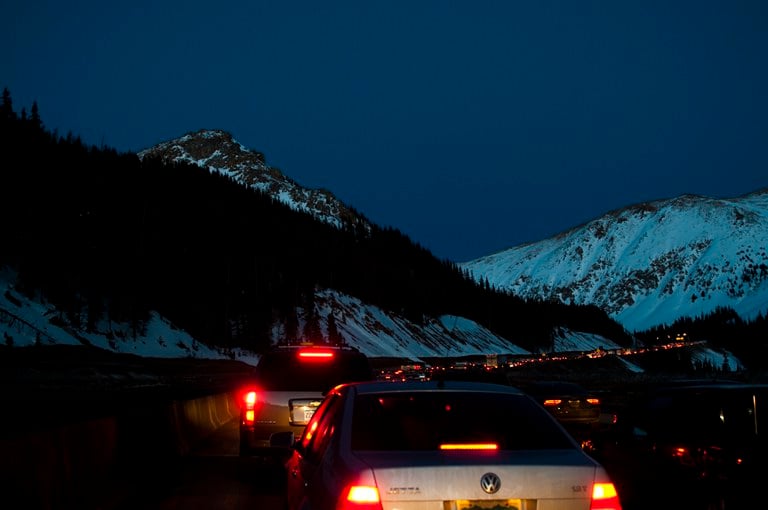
[{"x1": 480, "y1": 473, "x2": 501, "y2": 494}]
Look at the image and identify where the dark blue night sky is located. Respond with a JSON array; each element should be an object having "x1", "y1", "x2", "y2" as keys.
[{"x1": 5, "y1": 1, "x2": 767, "y2": 262}]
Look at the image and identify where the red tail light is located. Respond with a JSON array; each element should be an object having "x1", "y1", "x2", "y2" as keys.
[
  {"x1": 590, "y1": 482, "x2": 622, "y2": 510},
  {"x1": 240, "y1": 389, "x2": 260, "y2": 425},
  {"x1": 243, "y1": 391, "x2": 258, "y2": 407},
  {"x1": 339, "y1": 470, "x2": 382, "y2": 510},
  {"x1": 586, "y1": 398, "x2": 600, "y2": 405},
  {"x1": 339, "y1": 485, "x2": 382, "y2": 510},
  {"x1": 543, "y1": 399, "x2": 563, "y2": 406}
]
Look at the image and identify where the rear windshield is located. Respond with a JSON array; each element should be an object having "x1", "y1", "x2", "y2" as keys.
[
  {"x1": 351, "y1": 391, "x2": 576, "y2": 451},
  {"x1": 254, "y1": 350, "x2": 373, "y2": 391}
]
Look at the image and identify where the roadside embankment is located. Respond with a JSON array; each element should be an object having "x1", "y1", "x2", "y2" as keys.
[
  {"x1": 0, "y1": 390, "x2": 238, "y2": 510},
  {"x1": 0, "y1": 347, "x2": 253, "y2": 510}
]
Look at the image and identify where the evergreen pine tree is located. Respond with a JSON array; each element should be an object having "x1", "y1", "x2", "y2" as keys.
[
  {"x1": 1, "y1": 87, "x2": 15, "y2": 121},
  {"x1": 284, "y1": 307, "x2": 299, "y2": 344},
  {"x1": 29, "y1": 101, "x2": 43, "y2": 131},
  {"x1": 303, "y1": 302, "x2": 324, "y2": 344},
  {"x1": 327, "y1": 311, "x2": 343, "y2": 346}
]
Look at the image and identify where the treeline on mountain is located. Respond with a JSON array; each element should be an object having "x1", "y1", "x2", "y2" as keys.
[
  {"x1": 0, "y1": 88, "x2": 664, "y2": 355},
  {"x1": 635, "y1": 307, "x2": 768, "y2": 371}
]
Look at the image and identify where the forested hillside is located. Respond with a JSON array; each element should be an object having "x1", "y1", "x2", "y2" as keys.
[{"x1": 0, "y1": 88, "x2": 631, "y2": 353}]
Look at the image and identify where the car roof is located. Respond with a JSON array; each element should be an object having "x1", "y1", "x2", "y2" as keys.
[
  {"x1": 338, "y1": 379, "x2": 528, "y2": 395},
  {"x1": 256, "y1": 344, "x2": 370, "y2": 365},
  {"x1": 266, "y1": 344, "x2": 366, "y2": 354}
]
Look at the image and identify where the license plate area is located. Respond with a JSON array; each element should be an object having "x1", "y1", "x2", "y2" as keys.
[
  {"x1": 450, "y1": 499, "x2": 525, "y2": 510},
  {"x1": 288, "y1": 398, "x2": 322, "y2": 426}
]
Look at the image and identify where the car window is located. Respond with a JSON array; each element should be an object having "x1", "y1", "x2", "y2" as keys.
[
  {"x1": 254, "y1": 350, "x2": 372, "y2": 391},
  {"x1": 351, "y1": 392, "x2": 575, "y2": 451}
]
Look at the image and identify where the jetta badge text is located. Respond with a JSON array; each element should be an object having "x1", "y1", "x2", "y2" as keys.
[
  {"x1": 387, "y1": 487, "x2": 421, "y2": 495},
  {"x1": 480, "y1": 473, "x2": 501, "y2": 494}
]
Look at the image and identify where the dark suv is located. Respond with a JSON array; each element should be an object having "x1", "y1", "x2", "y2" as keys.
[
  {"x1": 627, "y1": 382, "x2": 767, "y2": 477},
  {"x1": 238, "y1": 344, "x2": 373, "y2": 456},
  {"x1": 607, "y1": 381, "x2": 768, "y2": 508}
]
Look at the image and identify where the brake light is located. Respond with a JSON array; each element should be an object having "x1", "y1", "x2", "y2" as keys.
[
  {"x1": 340, "y1": 485, "x2": 382, "y2": 510},
  {"x1": 348, "y1": 486, "x2": 379, "y2": 503},
  {"x1": 587, "y1": 398, "x2": 600, "y2": 405},
  {"x1": 240, "y1": 390, "x2": 259, "y2": 425},
  {"x1": 298, "y1": 348, "x2": 335, "y2": 360},
  {"x1": 244, "y1": 391, "x2": 258, "y2": 407},
  {"x1": 338, "y1": 470, "x2": 381, "y2": 510},
  {"x1": 439, "y1": 443, "x2": 499, "y2": 450},
  {"x1": 543, "y1": 399, "x2": 562, "y2": 406},
  {"x1": 590, "y1": 482, "x2": 622, "y2": 510}
]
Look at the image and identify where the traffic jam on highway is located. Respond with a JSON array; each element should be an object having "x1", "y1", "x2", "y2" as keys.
[{"x1": 236, "y1": 344, "x2": 767, "y2": 510}]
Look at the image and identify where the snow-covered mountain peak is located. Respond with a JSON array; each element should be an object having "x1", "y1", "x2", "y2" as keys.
[
  {"x1": 138, "y1": 129, "x2": 370, "y2": 231},
  {"x1": 462, "y1": 189, "x2": 768, "y2": 332}
]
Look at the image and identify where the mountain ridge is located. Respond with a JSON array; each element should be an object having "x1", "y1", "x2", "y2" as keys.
[
  {"x1": 140, "y1": 130, "x2": 768, "y2": 335},
  {"x1": 138, "y1": 129, "x2": 370, "y2": 231},
  {"x1": 1, "y1": 95, "x2": 757, "y2": 376},
  {"x1": 461, "y1": 189, "x2": 768, "y2": 332}
]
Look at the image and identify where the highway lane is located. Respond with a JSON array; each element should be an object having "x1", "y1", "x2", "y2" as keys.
[
  {"x1": 103, "y1": 396, "x2": 754, "y2": 510},
  {"x1": 112, "y1": 418, "x2": 287, "y2": 510}
]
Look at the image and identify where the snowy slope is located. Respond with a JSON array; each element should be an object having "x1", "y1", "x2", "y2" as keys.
[
  {"x1": 462, "y1": 190, "x2": 768, "y2": 332},
  {"x1": 1, "y1": 267, "x2": 633, "y2": 365}
]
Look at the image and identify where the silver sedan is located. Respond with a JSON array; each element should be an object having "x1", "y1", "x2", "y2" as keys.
[{"x1": 274, "y1": 380, "x2": 623, "y2": 510}]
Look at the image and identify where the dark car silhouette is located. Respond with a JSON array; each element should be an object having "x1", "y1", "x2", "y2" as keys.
[{"x1": 611, "y1": 381, "x2": 768, "y2": 508}]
